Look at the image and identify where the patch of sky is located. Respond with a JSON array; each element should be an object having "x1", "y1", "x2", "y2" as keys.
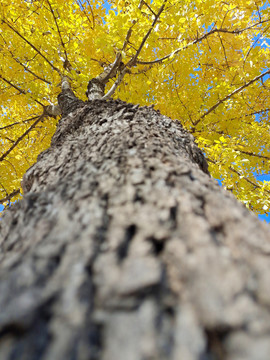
[
  {"x1": 258, "y1": 213, "x2": 269, "y2": 222},
  {"x1": 254, "y1": 172, "x2": 270, "y2": 183},
  {"x1": 103, "y1": 1, "x2": 111, "y2": 14},
  {"x1": 201, "y1": 22, "x2": 216, "y2": 34},
  {"x1": 189, "y1": 66, "x2": 201, "y2": 85},
  {"x1": 216, "y1": 179, "x2": 223, "y2": 186}
]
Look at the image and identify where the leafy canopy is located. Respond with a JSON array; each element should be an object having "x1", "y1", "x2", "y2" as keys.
[{"x1": 0, "y1": 0, "x2": 270, "y2": 214}]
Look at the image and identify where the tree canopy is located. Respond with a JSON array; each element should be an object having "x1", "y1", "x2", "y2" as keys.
[{"x1": 0, "y1": 0, "x2": 270, "y2": 214}]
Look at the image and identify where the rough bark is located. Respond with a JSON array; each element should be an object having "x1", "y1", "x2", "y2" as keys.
[{"x1": 1, "y1": 96, "x2": 270, "y2": 360}]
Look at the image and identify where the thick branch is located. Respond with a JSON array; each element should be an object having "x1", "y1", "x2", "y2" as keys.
[
  {"x1": 86, "y1": 54, "x2": 123, "y2": 100},
  {"x1": 86, "y1": 78, "x2": 105, "y2": 100},
  {"x1": 102, "y1": 68, "x2": 128, "y2": 100},
  {"x1": 96, "y1": 53, "x2": 123, "y2": 84},
  {"x1": 58, "y1": 76, "x2": 81, "y2": 114},
  {"x1": 237, "y1": 149, "x2": 270, "y2": 161},
  {"x1": 0, "y1": 189, "x2": 20, "y2": 204},
  {"x1": 44, "y1": 104, "x2": 62, "y2": 117},
  {"x1": 98, "y1": 0, "x2": 167, "y2": 100}
]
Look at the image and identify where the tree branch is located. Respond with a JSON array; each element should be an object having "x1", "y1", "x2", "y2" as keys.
[
  {"x1": 86, "y1": 54, "x2": 123, "y2": 100},
  {"x1": 46, "y1": 0, "x2": 71, "y2": 68},
  {"x1": 100, "y1": 0, "x2": 168, "y2": 99},
  {"x1": 127, "y1": 0, "x2": 168, "y2": 67},
  {"x1": 194, "y1": 68, "x2": 270, "y2": 126},
  {"x1": 102, "y1": 68, "x2": 128, "y2": 99},
  {"x1": 97, "y1": 53, "x2": 123, "y2": 84},
  {"x1": 76, "y1": 0, "x2": 94, "y2": 29},
  {"x1": 121, "y1": 1, "x2": 144, "y2": 53},
  {"x1": 0, "y1": 189, "x2": 20, "y2": 205},
  {"x1": 0, "y1": 115, "x2": 40, "y2": 131},
  {"x1": 229, "y1": 166, "x2": 270, "y2": 194},
  {"x1": 0, "y1": 113, "x2": 46, "y2": 163},
  {"x1": 0, "y1": 34, "x2": 51, "y2": 85},
  {"x1": 243, "y1": 24, "x2": 270, "y2": 67},
  {"x1": 137, "y1": 19, "x2": 270, "y2": 65},
  {"x1": 85, "y1": 0, "x2": 95, "y2": 29},
  {"x1": 237, "y1": 149, "x2": 270, "y2": 161},
  {"x1": 0, "y1": 75, "x2": 44, "y2": 106},
  {"x1": 207, "y1": 157, "x2": 270, "y2": 195},
  {"x1": 3, "y1": 20, "x2": 62, "y2": 75},
  {"x1": 141, "y1": 1, "x2": 157, "y2": 17}
]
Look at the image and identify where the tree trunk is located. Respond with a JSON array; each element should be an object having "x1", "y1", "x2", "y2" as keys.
[{"x1": 1, "y1": 96, "x2": 270, "y2": 360}]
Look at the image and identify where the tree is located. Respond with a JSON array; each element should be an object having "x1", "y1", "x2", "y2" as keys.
[
  {"x1": 0, "y1": 0, "x2": 270, "y2": 213},
  {"x1": 1, "y1": 82, "x2": 270, "y2": 360},
  {"x1": 1, "y1": 1, "x2": 270, "y2": 359}
]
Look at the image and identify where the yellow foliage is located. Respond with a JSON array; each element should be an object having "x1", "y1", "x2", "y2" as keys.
[{"x1": 0, "y1": 0, "x2": 270, "y2": 215}]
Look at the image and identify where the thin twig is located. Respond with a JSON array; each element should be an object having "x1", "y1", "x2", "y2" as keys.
[
  {"x1": 141, "y1": 1, "x2": 157, "y2": 17},
  {"x1": 0, "y1": 116, "x2": 40, "y2": 131},
  {"x1": 194, "y1": 68, "x2": 270, "y2": 126},
  {"x1": 229, "y1": 166, "x2": 270, "y2": 193},
  {"x1": 243, "y1": 24, "x2": 270, "y2": 67},
  {"x1": 137, "y1": 19, "x2": 270, "y2": 65},
  {"x1": 121, "y1": 0, "x2": 145, "y2": 53},
  {"x1": 217, "y1": 32, "x2": 229, "y2": 68},
  {"x1": 76, "y1": 0, "x2": 94, "y2": 29},
  {"x1": 46, "y1": 0, "x2": 70, "y2": 63},
  {"x1": 207, "y1": 157, "x2": 270, "y2": 194},
  {"x1": 0, "y1": 75, "x2": 44, "y2": 106},
  {"x1": 0, "y1": 34, "x2": 51, "y2": 84},
  {"x1": 127, "y1": 0, "x2": 168, "y2": 67},
  {"x1": 85, "y1": 0, "x2": 95, "y2": 29},
  {"x1": 3, "y1": 20, "x2": 61, "y2": 74},
  {"x1": 0, "y1": 113, "x2": 46, "y2": 162}
]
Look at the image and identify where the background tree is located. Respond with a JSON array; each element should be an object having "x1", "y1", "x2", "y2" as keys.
[{"x1": 0, "y1": 0, "x2": 270, "y2": 214}]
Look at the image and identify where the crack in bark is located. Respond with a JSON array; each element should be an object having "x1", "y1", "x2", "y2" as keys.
[{"x1": 117, "y1": 224, "x2": 137, "y2": 262}]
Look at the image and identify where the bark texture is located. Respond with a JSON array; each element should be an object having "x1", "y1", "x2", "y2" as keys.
[{"x1": 1, "y1": 97, "x2": 270, "y2": 360}]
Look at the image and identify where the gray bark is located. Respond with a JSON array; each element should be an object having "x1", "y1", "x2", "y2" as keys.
[{"x1": 1, "y1": 94, "x2": 270, "y2": 360}]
